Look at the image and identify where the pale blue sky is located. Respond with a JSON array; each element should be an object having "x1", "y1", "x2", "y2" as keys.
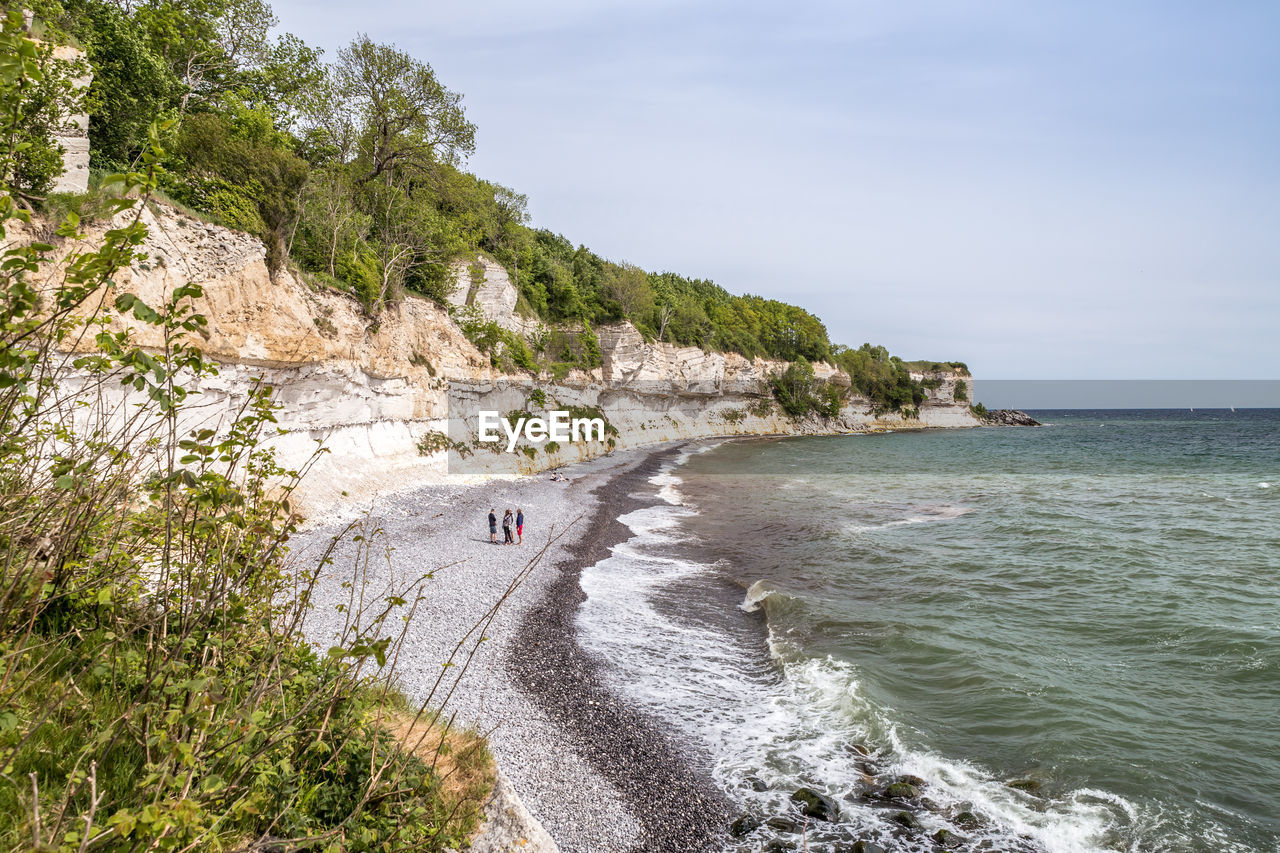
[{"x1": 271, "y1": 0, "x2": 1279, "y2": 379}]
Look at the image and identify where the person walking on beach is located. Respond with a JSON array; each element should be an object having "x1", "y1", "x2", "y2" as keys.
[
  {"x1": 516, "y1": 508, "x2": 524, "y2": 544},
  {"x1": 489, "y1": 508, "x2": 497, "y2": 544},
  {"x1": 502, "y1": 509, "x2": 514, "y2": 544}
]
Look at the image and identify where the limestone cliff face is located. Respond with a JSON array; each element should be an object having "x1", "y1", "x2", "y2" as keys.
[{"x1": 30, "y1": 207, "x2": 980, "y2": 515}]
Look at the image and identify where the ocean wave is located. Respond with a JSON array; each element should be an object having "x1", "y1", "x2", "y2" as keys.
[
  {"x1": 740, "y1": 579, "x2": 789, "y2": 613},
  {"x1": 758, "y1": 644, "x2": 1141, "y2": 853},
  {"x1": 845, "y1": 504, "x2": 975, "y2": 533}
]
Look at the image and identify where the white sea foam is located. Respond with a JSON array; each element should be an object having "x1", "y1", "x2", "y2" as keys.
[
  {"x1": 576, "y1": 441, "x2": 1256, "y2": 853},
  {"x1": 581, "y1": 510, "x2": 1135, "y2": 851}
]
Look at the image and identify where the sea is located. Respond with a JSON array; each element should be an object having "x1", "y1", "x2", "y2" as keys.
[{"x1": 576, "y1": 410, "x2": 1280, "y2": 853}]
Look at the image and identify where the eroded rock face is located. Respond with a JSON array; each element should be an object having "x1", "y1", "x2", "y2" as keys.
[
  {"x1": 446, "y1": 256, "x2": 541, "y2": 337},
  {"x1": 50, "y1": 45, "x2": 93, "y2": 195}
]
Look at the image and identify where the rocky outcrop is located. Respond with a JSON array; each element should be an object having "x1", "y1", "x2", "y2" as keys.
[
  {"x1": 983, "y1": 409, "x2": 1041, "y2": 426},
  {"x1": 446, "y1": 255, "x2": 542, "y2": 337}
]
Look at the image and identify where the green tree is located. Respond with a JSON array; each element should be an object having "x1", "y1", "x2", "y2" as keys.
[
  {"x1": 0, "y1": 13, "x2": 85, "y2": 201},
  {"x1": 323, "y1": 34, "x2": 476, "y2": 184},
  {"x1": 136, "y1": 0, "x2": 279, "y2": 111},
  {"x1": 61, "y1": 0, "x2": 175, "y2": 170}
]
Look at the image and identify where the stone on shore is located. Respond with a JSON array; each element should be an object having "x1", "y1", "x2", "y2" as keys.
[{"x1": 791, "y1": 787, "x2": 840, "y2": 821}]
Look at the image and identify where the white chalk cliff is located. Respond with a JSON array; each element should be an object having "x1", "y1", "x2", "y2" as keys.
[{"x1": 29, "y1": 204, "x2": 980, "y2": 516}]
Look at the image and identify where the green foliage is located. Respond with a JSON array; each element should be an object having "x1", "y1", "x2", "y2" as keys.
[
  {"x1": 417, "y1": 429, "x2": 469, "y2": 457},
  {"x1": 971, "y1": 402, "x2": 990, "y2": 420},
  {"x1": 832, "y1": 343, "x2": 928, "y2": 413},
  {"x1": 0, "y1": 44, "x2": 491, "y2": 850},
  {"x1": 769, "y1": 358, "x2": 843, "y2": 420},
  {"x1": 748, "y1": 396, "x2": 775, "y2": 418},
  {"x1": 563, "y1": 404, "x2": 617, "y2": 438},
  {"x1": 0, "y1": 12, "x2": 85, "y2": 199},
  {"x1": 451, "y1": 306, "x2": 536, "y2": 372},
  {"x1": 162, "y1": 108, "x2": 307, "y2": 273},
  {"x1": 719, "y1": 407, "x2": 746, "y2": 424},
  {"x1": 903, "y1": 359, "x2": 970, "y2": 376},
  {"x1": 60, "y1": 0, "x2": 173, "y2": 170},
  {"x1": 954, "y1": 379, "x2": 969, "y2": 402}
]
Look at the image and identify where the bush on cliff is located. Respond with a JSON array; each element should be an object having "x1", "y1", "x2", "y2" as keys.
[{"x1": 770, "y1": 359, "x2": 844, "y2": 420}]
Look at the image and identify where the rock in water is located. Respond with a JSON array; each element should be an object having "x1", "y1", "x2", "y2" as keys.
[
  {"x1": 729, "y1": 814, "x2": 761, "y2": 838},
  {"x1": 984, "y1": 409, "x2": 1041, "y2": 426},
  {"x1": 1006, "y1": 777, "x2": 1043, "y2": 794},
  {"x1": 953, "y1": 811, "x2": 981, "y2": 830},
  {"x1": 791, "y1": 787, "x2": 840, "y2": 821},
  {"x1": 767, "y1": 816, "x2": 802, "y2": 833},
  {"x1": 851, "y1": 841, "x2": 888, "y2": 853},
  {"x1": 882, "y1": 781, "x2": 920, "y2": 800},
  {"x1": 891, "y1": 811, "x2": 923, "y2": 831},
  {"x1": 933, "y1": 828, "x2": 965, "y2": 849}
]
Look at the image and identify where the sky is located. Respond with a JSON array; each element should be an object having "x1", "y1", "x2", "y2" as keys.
[{"x1": 270, "y1": 0, "x2": 1279, "y2": 380}]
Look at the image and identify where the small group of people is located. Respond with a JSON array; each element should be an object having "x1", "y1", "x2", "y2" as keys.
[{"x1": 489, "y1": 507, "x2": 523, "y2": 545}]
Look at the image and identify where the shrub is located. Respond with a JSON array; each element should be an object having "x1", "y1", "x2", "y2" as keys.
[
  {"x1": 954, "y1": 379, "x2": 969, "y2": 402},
  {"x1": 748, "y1": 396, "x2": 774, "y2": 418}
]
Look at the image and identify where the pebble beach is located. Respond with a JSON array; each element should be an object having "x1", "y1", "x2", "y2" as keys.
[{"x1": 293, "y1": 443, "x2": 728, "y2": 853}]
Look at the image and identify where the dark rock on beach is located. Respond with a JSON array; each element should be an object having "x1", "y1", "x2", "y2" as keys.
[
  {"x1": 747, "y1": 775, "x2": 769, "y2": 792},
  {"x1": 953, "y1": 810, "x2": 982, "y2": 830},
  {"x1": 882, "y1": 781, "x2": 921, "y2": 800},
  {"x1": 729, "y1": 814, "x2": 761, "y2": 838},
  {"x1": 850, "y1": 841, "x2": 888, "y2": 853},
  {"x1": 892, "y1": 811, "x2": 923, "y2": 831},
  {"x1": 767, "y1": 816, "x2": 803, "y2": 833},
  {"x1": 933, "y1": 828, "x2": 965, "y2": 848},
  {"x1": 791, "y1": 787, "x2": 841, "y2": 821}
]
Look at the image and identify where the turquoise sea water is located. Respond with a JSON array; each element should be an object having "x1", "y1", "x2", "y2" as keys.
[{"x1": 577, "y1": 410, "x2": 1280, "y2": 852}]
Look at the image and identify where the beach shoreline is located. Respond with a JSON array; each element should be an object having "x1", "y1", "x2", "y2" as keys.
[{"x1": 293, "y1": 440, "x2": 728, "y2": 853}]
